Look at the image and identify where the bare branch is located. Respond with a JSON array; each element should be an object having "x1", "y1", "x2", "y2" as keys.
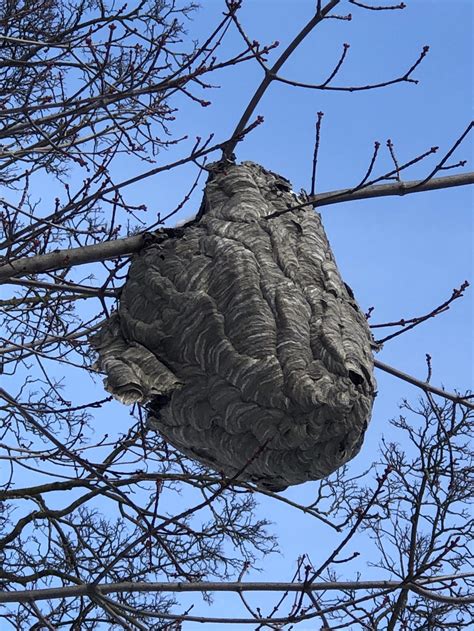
[
  {"x1": 1, "y1": 172, "x2": 472, "y2": 282},
  {"x1": 222, "y1": 0, "x2": 341, "y2": 159},
  {"x1": 372, "y1": 281, "x2": 470, "y2": 344},
  {"x1": 1, "y1": 576, "x2": 472, "y2": 605},
  {"x1": 374, "y1": 359, "x2": 474, "y2": 409}
]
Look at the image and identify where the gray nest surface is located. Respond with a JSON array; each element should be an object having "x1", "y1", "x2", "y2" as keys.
[{"x1": 92, "y1": 161, "x2": 376, "y2": 491}]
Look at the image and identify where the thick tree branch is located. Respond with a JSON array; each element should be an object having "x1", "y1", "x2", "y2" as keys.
[
  {"x1": 0, "y1": 235, "x2": 143, "y2": 283},
  {"x1": 1, "y1": 577, "x2": 472, "y2": 605},
  {"x1": 0, "y1": 172, "x2": 471, "y2": 283},
  {"x1": 284, "y1": 170, "x2": 474, "y2": 214}
]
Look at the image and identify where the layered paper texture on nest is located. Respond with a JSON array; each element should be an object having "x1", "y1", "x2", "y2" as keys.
[{"x1": 92, "y1": 162, "x2": 376, "y2": 490}]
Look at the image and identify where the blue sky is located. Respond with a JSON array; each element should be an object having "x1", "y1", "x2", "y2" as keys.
[{"x1": 2, "y1": 0, "x2": 472, "y2": 627}]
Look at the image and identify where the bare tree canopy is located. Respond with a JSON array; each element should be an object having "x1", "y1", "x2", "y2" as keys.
[{"x1": 0, "y1": 0, "x2": 472, "y2": 629}]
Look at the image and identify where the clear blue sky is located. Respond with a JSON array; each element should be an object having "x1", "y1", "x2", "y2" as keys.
[{"x1": 4, "y1": 0, "x2": 473, "y2": 627}]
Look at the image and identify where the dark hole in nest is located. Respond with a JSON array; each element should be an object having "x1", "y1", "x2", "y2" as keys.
[
  {"x1": 148, "y1": 393, "x2": 172, "y2": 416},
  {"x1": 348, "y1": 370, "x2": 365, "y2": 386}
]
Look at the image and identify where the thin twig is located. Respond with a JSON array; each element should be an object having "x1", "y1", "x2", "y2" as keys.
[
  {"x1": 311, "y1": 112, "x2": 324, "y2": 196},
  {"x1": 372, "y1": 280, "x2": 469, "y2": 344}
]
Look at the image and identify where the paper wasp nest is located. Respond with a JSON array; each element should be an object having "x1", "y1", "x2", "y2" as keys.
[{"x1": 92, "y1": 162, "x2": 376, "y2": 491}]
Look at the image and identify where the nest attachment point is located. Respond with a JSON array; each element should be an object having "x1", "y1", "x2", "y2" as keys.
[{"x1": 92, "y1": 161, "x2": 376, "y2": 491}]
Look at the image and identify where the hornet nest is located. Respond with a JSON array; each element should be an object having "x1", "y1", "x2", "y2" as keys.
[{"x1": 92, "y1": 161, "x2": 376, "y2": 491}]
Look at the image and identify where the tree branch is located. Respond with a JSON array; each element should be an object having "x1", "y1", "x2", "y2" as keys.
[
  {"x1": 1, "y1": 577, "x2": 471, "y2": 605},
  {"x1": 221, "y1": 0, "x2": 341, "y2": 159},
  {"x1": 0, "y1": 235, "x2": 143, "y2": 283},
  {"x1": 0, "y1": 172, "x2": 471, "y2": 283},
  {"x1": 374, "y1": 359, "x2": 474, "y2": 410},
  {"x1": 286, "y1": 171, "x2": 474, "y2": 213}
]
